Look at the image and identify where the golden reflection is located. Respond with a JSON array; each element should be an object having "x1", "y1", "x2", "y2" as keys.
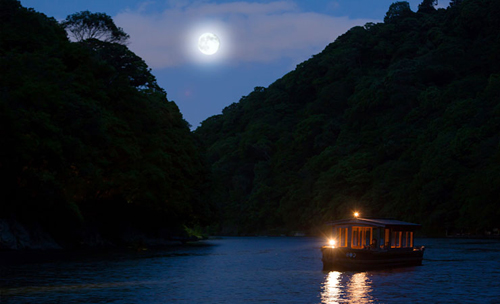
[
  {"x1": 321, "y1": 271, "x2": 373, "y2": 304},
  {"x1": 347, "y1": 272, "x2": 373, "y2": 303},
  {"x1": 321, "y1": 271, "x2": 342, "y2": 303}
]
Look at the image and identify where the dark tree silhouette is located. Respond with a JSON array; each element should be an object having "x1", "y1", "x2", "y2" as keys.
[
  {"x1": 450, "y1": 0, "x2": 464, "y2": 7},
  {"x1": 384, "y1": 1, "x2": 414, "y2": 23},
  {"x1": 197, "y1": 0, "x2": 500, "y2": 236},
  {"x1": 61, "y1": 11, "x2": 129, "y2": 44},
  {"x1": 418, "y1": 0, "x2": 438, "y2": 13},
  {"x1": 1, "y1": 2, "x2": 211, "y2": 248}
]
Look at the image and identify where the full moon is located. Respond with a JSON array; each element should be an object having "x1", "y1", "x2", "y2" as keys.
[{"x1": 198, "y1": 33, "x2": 220, "y2": 55}]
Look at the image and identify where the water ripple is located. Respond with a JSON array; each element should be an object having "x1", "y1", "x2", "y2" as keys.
[{"x1": 1, "y1": 237, "x2": 499, "y2": 304}]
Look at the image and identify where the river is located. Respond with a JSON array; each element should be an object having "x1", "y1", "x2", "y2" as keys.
[{"x1": 1, "y1": 237, "x2": 499, "y2": 303}]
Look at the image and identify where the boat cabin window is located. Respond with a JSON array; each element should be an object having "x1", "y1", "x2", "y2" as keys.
[
  {"x1": 406, "y1": 231, "x2": 414, "y2": 247},
  {"x1": 351, "y1": 227, "x2": 372, "y2": 249},
  {"x1": 385, "y1": 228, "x2": 390, "y2": 248},
  {"x1": 390, "y1": 230, "x2": 414, "y2": 248},
  {"x1": 337, "y1": 227, "x2": 348, "y2": 247}
]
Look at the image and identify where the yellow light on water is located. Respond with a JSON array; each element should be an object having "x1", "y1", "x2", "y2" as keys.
[
  {"x1": 321, "y1": 271, "x2": 373, "y2": 303},
  {"x1": 321, "y1": 271, "x2": 341, "y2": 302}
]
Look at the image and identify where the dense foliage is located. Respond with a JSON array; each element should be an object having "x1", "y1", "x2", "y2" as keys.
[
  {"x1": 196, "y1": 0, "x2": 500, "y2": 236},
  {"x1": 0, "y1": 0, "x2": 211, "y2": 246}
]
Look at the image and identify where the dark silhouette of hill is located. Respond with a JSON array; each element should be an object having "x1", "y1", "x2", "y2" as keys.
[
  {"x1": 0, "y1": 0, "x2": 212, "y2": 248},
  {"x1": 195, "y1": 0, "x2": 500, "y2": 236}
]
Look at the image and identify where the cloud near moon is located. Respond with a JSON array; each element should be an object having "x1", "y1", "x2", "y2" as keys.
[{"x1": 114, "y1": 1, "x2": 376, "y2": 69}]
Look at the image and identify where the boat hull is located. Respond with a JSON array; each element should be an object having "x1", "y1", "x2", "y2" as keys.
[{"x1": 321, "y1": 246, "x2": 425, "y2": 271}]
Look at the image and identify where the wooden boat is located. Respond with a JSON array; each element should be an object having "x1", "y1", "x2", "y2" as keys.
[{"x1": 321, "y1": 215, "x2": 425, "y2": 271}]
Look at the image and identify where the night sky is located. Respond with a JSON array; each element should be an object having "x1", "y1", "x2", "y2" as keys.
[{"x1": 20, "y1": 0, "x2": 451, "y2": 128}]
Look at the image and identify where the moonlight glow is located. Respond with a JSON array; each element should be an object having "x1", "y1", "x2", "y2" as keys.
[{"x1": 198, "y1": 33, "x2": 220, "y2": 55}]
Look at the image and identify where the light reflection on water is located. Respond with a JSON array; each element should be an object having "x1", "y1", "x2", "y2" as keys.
[
  {"x1": 1, "y1": 237, "x2": 500, "y2": 303},
  {"x1": 348, "y1": 272, "x2": 373, "y2": 303},
  {"x1": 321, "y1": 271, "x2": 373, "y2": 304},
  {"x1": 321, "y1": 271, "x2": 342, "y2": 303}
]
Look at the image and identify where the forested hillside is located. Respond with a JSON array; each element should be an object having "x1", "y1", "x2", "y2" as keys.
[
  {"x1": 0, "y1": 0, "x2": 211, "y2": 248},
  {"x1": 196, "y1": 0, "x2": 500, "y2": 236}
]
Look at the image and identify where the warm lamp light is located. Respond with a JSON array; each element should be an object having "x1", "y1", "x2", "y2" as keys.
[
  {"x1": 328, "y1": 239, "x2": 336, "y2": 247},
  {"x1": 354, "y1": 212, "x2": 359, "y2": 218}
]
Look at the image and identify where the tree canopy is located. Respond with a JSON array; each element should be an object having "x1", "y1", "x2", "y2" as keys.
[
  {"x1": 196, "y1": 0, "x2": 500, "y2": 236},
  {"x1": 61, "y1": 10, "x2": 129, "y2": 44},
  {"x1": 384, "y1": 1, "x2": 413, "y2": 23},
  {"x1": 418, "y1": 0, "x2": 438, "y2": 13},
  {"x1": 2, "y1": 0, "x2": 499, "y2": 246},
  {"x1": 0, "y1": 1, "x2": 211, "y2": 248}
]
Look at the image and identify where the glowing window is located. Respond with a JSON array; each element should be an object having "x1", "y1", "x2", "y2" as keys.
[
  {"x1": 404, "y1": 231, "x2": 414, "y2": 248},
  {"x1": 390, "y1": 231, "x2": 413, "y2": 248},
  {"x1": 337, "y1": 227, "x2": 348, "y2": 247},
  {"x1": 391, "y1": 231, "x2": 402, "y2": 248},
  {"x1": 384, "y1": 229, "x2": 390, "y2": 248},
  {"x1": 351, "y1": 227, "x2": 372, "y2": 249}
]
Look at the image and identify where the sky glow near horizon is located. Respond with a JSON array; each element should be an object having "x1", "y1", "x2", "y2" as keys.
[{"x1": 20, "y1": 0, "x2": 451, "y2": 128}]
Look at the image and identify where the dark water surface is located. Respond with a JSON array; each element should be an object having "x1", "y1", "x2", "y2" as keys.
[{"x1": 1, "y1": 237, "x2": 500, "y2": 303}]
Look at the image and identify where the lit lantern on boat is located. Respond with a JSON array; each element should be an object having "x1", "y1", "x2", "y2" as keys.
[
  {"x1": 354, "y1": 212, "x2": 359, "y2": 218},
  {"x1": 328, "y1": 239, "x2": 336, "y2": 247}
]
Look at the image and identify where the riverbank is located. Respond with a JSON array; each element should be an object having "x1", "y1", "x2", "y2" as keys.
[{"x1": 0, "y1": 219, "x2": 202, "y2": 251}]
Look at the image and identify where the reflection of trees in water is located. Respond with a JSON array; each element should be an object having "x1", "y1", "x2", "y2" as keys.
[{"x1": 321, "y1": 271, "x2": 373, "y2": 304}]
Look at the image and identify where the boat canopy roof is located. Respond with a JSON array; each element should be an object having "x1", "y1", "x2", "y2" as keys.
[{"x1": 326, "y1": 218, "x2": 421, "y2": 230}]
